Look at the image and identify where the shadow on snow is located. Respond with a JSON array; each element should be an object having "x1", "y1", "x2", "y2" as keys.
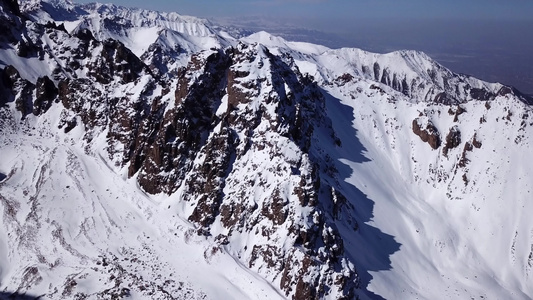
[
  {"x1": 0, "y1": 292, "x2": 41, "y2": 299},
  {"x1": 322, "y1": 90, "x2": 401, "y2": 300}
]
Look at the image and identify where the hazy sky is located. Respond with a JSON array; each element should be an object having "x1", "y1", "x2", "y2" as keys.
[{"x1": 75, "y1": 0, "x2": 533, "y2": 21}]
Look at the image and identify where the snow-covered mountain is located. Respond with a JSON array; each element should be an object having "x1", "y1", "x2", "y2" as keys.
[{"x1": 1, "y1": 0, "x2": 533, "y2": 299}]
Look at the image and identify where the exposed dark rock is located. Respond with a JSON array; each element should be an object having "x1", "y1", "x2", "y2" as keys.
[
  {"x1": 279, "y1": 249, "x2": 356, "y2": 300},
  {"x1": 187, "y1": 127, "x2": 235, "y2": 227},
  {"x1": 74, "y1": 28, "x2": 95, "y2": 42},
  {"x1": 401, "y1": 77, "x2": 410, "y2": 95},
  {"x1": 227, "y1": 67, "x2": 253, "y2": 109},
  {"x1": 458, "y1": 142, "x2": 472, "y2": 168},
  {"x1": 391, "y1": 73, "x2": 399, "y2": 91},
  {"x1": 33, "y1": 76, "x2": 58, "y2": 115},
  {"x1": 459, "y1": 134, "x2": 481, "y2": 168},
  {"x1": 15, "y1": 89, "x2": 33, "y2": 118},
  {"x1": 173, "y1": 68, "x2": 188, "y2": 105},
  {"x1": 1, "y1": 0, "x2": 20, "y2": 16},
  {"x1": 390, "y1": 73, "x2": 409, "y2": 95},
  {"x1": 261, "y1": 189, "x2": 288, "y2": 225},
  {"x1": 380, "y1": 68, "x2": 390, "y2": 86},
  {"x1": 498, "y1": 86, "x2": 513, "y2": 97},
  {"x1": 506, "y1": 110, "x2": 513, "y2": 121},
  {"x1": 472, "y1": 134, "x2": 482, "y2": 148},
  {"x1": 334, "y1": 73, "x2": 354, "y2": 86},
  {"x1": 44, "y1": 21, "x2": 68, "y2": 34},
  {"x1": 373, "y1": 62, "x2": 380, "y2": 81},
  {"x1": 220, "y1": 201, "x2": 247, "y2": 228},
  {"x1": 294, "y1": 166, "x2": 320, "y2": 208},
  {"x1": 497, "y1": 85, "x2": 533, "y2": 105},
  {"x1": 331, "y1": 188, "x2": 358, "y2": 231},
  {"x1": 448, "y1": 105, "x2": 467, "y2": 122},
  {"x1": 141, "y1": 40, "x2": 183, "y2": 77},
  {"x1": 61, "y1": 118, "x2": 77, "y2": 133},
  {"x1": 0, "y1": 67, "x2": 15, "y2": 106},
  {"x1": 470, "y1": 88, "x2": 495, "y2": 100},
  {"x1": 433, "y1": 92, "x2": 455, "y2": 105},
  {"x1": 134, "y1": 50, "x2": 230, "y2": 194},
  {"x1": 443, "y1": 126, "x2": 461, "y2": 157},
  {"x1": 412, "y1": 118, "x2": 441, "y2": 149},
  {"x1": 462, "y1": 174, "x2": 469, "y2": 186},
  {"x1": 369, "y1": 84, "x2": 385, "y2": 94},
  {"x1": 0, "y1": 16, "x2": 19, "y2": 46},
  {"x1": 1, "y1": 65, "x2": 34, "y2": 116},
  {"x1": 58, "y1": 78, "x2": 106, "y2": 129},
  {"x1": 87, "y1": 39, "x2": 147, "y2": 84},
  {"x1": 361, "y1": 65, "x2": 370, "y2": 76}
]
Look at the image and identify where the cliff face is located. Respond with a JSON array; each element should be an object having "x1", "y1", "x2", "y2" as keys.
[
  {"x1": 1, "y1": 1, "x2": 533, "y2": 300},
  {"x1": 0, "y1": 4, "x2": 358, "y2": 298}
]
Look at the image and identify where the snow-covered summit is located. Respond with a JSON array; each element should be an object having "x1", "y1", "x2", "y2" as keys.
[
  {"x1": 1, "y1": 1, "x2": 533, "y2": 300},
  {"x1": 80, "y1": 2, "x2": 215, "y2": 37},
  {"x1": 21, "y1": 0, "x2": 83, "y2": 22},
  {"x1": 240, "y1": 31, "x2": 530, "y2": 106},
  {"x1": 20, "y1": 0, "x2": 228, "y2": 59},
  {"x1": 17, "y1": 0, "x2": 530, "y2": 105},
  {"x1": 242, "y1": 30, "x2": 330, "y2": 55}
]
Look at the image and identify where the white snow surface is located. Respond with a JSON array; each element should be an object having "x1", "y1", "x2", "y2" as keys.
[
  {"x1": 0, "y1": 105, "x2": 284, "y2": 300},
  {"x1": 2, "y1": 1, "x2": 533, "y2": 299},
  {"x1": 322, "y1": 83, "x2": 533, "y2": 299}
]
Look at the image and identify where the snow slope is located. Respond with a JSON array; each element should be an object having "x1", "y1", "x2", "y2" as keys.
[
  {"x1": 0, "y1": 100, "x2": 284, "y2": 300},
  {"x1": 322, "y1": 81, "x2": 533, "y2": 299},
  {"x1": 2, "y1": 0, "x2": 533, "y2": 299}
]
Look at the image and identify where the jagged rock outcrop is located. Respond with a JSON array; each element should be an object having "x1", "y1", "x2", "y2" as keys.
[
  {"x1": 133, "y1": 50, "x2": 231, "y2": 194},
  {"x1": 129, "y1": 43, "x2": 358, "y2": 298},
  {"x1": 333, "y1": 48, "x2": 533, "y2": 106},
  {"x1": 88, "y1": 39, "x2": 148, "y2": 84},
  {"x1": 458, "y1": 133, "x2": 482, "y2": 168},
  {"x1": 412, "y1": 117, "x2": 441, "y2": 149},
  {"x1": 7, "y1": 25, "x2": 360, "y2": 296},
  {"x1": 1, "y1": 0, "x2": 20, "y2": 16},
  {"x1": 0, "y1": 0, "x2": 22, "y2": 46},
  {"x1": 1, "y1": 65, "x2": 35, "y2": 116},
  {"x1": 33, "y1": 76, "x2": 57, "y2": 115},
  {"x1": 2, "y1": 1, "x2": 533, "y2": 300},
  {"x1": 448, "y1": 105, "x2": 467, "y2": 122},
  {"x1": 443, "y1": 126, "x2": 461, "y2": 157}
]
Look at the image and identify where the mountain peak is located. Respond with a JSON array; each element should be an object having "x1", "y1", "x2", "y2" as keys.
[{"x1": 1, "y1": 2, "x2": 532, "y2": 300}]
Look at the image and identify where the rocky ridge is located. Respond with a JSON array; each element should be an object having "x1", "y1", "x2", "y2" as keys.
[{"x1": 1, "y1": 0, "x2": 533, "y2": 300}]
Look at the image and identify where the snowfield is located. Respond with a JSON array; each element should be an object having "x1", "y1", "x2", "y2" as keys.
[
  {"x1": 0, "y1": 105, "x2": 285, "y2": 299},
  {"x1": 322, "y1": 85, "x2": 533, "y2": 299},
  {"x1": 1, "y1": 0, "x2": 533, "y2": 299}
]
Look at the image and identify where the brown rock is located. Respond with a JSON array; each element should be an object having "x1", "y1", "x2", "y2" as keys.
[
  {"x1": 443, "y1": 126, "x2": 461, "y2": 157},
  {"x1": 33, "y1": 76, "x2": 58, "y2": 115},
  {"x1": 412, "y1": 118, "x2": 441, "y2": 149}
]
